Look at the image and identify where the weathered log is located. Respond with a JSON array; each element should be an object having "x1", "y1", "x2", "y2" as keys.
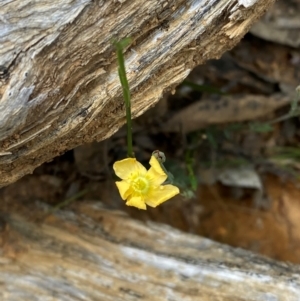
[
  {"x1": 0, "y1": 0, "x2": 275, "y2": 187},
  {"x1": 0, "y1": 200, "x2": 299, "y2": 301}
]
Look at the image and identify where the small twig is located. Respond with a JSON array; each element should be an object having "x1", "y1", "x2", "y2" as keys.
[{"x1": 48, "y1": 189, "x2": 89, "y2": 214}]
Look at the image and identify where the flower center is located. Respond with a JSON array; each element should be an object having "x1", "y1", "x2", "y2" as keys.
[{"x1": 131, "y1": 175, "x2": 150, "y2": 195}]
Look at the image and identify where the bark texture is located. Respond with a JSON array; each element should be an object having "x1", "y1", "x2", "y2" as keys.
[
  {"x1": 0, "y1": 0, "x2": 275, "y2": 187},
  {"x1": 0, "y1": 200, "x2": 300, "y2": 301}
]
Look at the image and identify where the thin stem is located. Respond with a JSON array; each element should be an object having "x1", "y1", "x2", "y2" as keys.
[
  {"x1": 114, "y1": 38, "x2": 134, "y2": 158},
  {"x1": 48, "y1": 189, "x2": 89, "y2": 214}
]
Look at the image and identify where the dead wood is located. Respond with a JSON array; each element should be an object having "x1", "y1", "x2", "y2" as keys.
[
  {"x1": 0, "y1": 0, "x2": 275, "y2": 187},
  {"x1": 0, "y1": 200, "x2": 299, "y2": 301},
  {"x1": 164, "y1": 93, "x2": 291, "y2": 133},
  {"x1": 250, "y1": 0, "x2": 300, "y2": 47}
]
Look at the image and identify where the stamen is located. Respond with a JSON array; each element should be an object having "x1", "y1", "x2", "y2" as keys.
[{"x1": 132, "y1": 175, "x2": 149, "y2": 194}]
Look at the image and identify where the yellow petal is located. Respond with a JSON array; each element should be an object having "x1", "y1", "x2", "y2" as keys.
[
  {"x1": 145, "y1": 185, "x2": 180, "y2": 207},
  {"x1": 147, "y1": 155, "x2": 167, "y2": 185},
  {"x1": 115, "y1": 180, "x2": 132, "y2": 200},
  {"x1": 113, "y1": 158, "x2": 147, "y2": 180},
  {"x1": 146, "y1": 167, "x2": 167, "y2": 186},
  {"x1": 149, "y1": 155, "x2": 166, "y2": 176},
  {"x1": 126, "y1": 196, "x2": 147, "y2": 210}
]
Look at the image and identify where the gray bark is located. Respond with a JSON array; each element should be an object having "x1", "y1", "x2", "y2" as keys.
[{"x1": 0, "y1": 201, "x2": 299, "y2": 301}]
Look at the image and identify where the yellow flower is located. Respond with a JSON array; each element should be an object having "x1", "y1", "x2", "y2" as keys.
[{"x1": 113, "y1": 155, "x2": 180, "y2": 210}]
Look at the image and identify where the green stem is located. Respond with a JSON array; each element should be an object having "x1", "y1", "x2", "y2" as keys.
[
  {"x1": 114, "y1": 38, "x2": 134, "y2": 158},
  {"x1": 185, "y1": 149, "x2": 197, "y2": 191},
  {"x1": 269, "y1": 87, "x2": 300, "y2": 124},
  {"x1": 48, "y1": 189, "x2": 89, "y2": 214}
]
